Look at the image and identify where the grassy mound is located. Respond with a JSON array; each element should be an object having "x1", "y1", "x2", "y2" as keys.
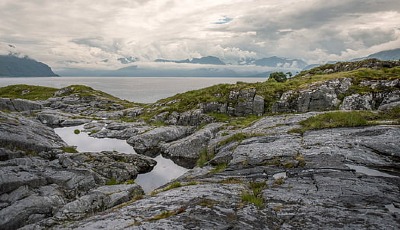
[{"x1": 0, "y1": 84, "x2": 58, "y2": 100}]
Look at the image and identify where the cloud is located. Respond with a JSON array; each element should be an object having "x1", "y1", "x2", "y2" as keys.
[{"x1": 0, "y1": 0, "x2": 399, "y2": 69}]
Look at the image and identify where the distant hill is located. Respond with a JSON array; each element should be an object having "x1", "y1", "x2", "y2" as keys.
[
  {"x1": 155, "y1": 56, "x2": 226, "y2": 65},
  {"x1": 0, "y1": 55, "x2": 58, "y2": 77},
  {"x1": 253, "y1": 56, "x2": 307, "y2": 69},
  {"x1": 367, "y1": 48, "x2": 400, "y2": 60}
]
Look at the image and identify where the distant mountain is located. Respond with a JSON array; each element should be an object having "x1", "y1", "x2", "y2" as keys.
[
  {"x1": 302, "y1": 64, "x2": 321, "y2": 71},
  {"x1": 117, "y1": 56, "x2": 138, "y2": 64},
  {"x1": 0, "y1": 55, "x2": 58, "y2": 77},
  {"x1": 367, "y1": 48, "x2": 400, "y2": 60},
  {"x1": 155, "y1": 56, "x2": 226, "y2": 65},
  {"x1": 253, "y1": 56, "x2": 308, "y2": 69}
]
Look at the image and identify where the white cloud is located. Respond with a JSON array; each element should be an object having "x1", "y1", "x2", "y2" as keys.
[{"x1": 0, "y1": 0, "x2": 399, "y2": 69}]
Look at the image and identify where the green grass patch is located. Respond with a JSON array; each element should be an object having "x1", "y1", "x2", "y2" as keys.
[
  {"x1": 106, "y1": 177, "x2": 119, "y2": 185},
  {"x1": 290, "y1": 108, "x2": 400, "y2": 134},
  {"x1": 62, "y1": 146, "x2": 78, "y2": 153},
  {"x1": 0, "y1": 84, "x2": 58, "y2": 100},
  {"x1": 218, "y1": 132, "x2": 264, "y2": 147},
  {"x1": 210, "y1": 163, "x2": 227, "y2": 173},
  {"x1": 241, "y1": 181, "x2": 267, "y2": 209},
  {"x1": 290, "y1": 111, "x2": 370, "y2": 134},
  {"x1": 241, "y1": 192, "x2": 264, "y2": 209},
  {"x1": 196, "y1": 148, "x2": 214, "y2": 167}
]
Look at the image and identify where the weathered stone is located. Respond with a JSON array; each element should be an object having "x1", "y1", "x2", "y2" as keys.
[
  {"x1": 0, "y1": 112, "x2": 67, "y2": 157},
  {"x1": 339, "y1": 93, "x2": 373, "y2": 110},
  {"x1": 0, "y1": 98, "x2": 42, "y2": 112},
  {"x1": 54, "y1": 184, "x2": 143, "y2": 221},
  {"x1": 37, "y1": 110, "x2": 89, "y2": 127},
  {"x1": 127, "y1": 126, "x2": 195, "y2": 156},
  {"x1": 162, "y1": 123, "x2": 224, "y2": 168},
  {"x1": 272, "y1": 78, "x2": 352, "y2": 113}
]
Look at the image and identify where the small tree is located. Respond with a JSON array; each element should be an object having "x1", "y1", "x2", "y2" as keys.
[{"x1": 269, "y1": 72, "x2": 287, "y2": 82}]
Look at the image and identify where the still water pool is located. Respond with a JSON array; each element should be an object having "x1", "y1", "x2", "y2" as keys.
[{"x1": 54, "y1": 125, "x2": 189, "y2": 193}]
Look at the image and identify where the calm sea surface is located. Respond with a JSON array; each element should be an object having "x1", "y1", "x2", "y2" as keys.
[{"x1": 0, "y1": 77, "x2": 263, "y2": 103}]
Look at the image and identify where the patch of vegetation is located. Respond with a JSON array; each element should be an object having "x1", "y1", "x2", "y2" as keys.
[
  {"x1": 124, "y1": 179, "x2": 135, "y2": 185},
  {"x1": 73, "y1": 129, "x2": 80, "y2": 134},
  {"x1": 57, "y1": 85, "x2": 138, "y2": 109},
  {"x1": 241, "y1": 181, "x2": 267, "y2": 209},
  {"x1": 62, "y1": 146, "x2": 78, "y2": 153},
  {"x1": 273, "y1": 177, "x2": 285, "y2": 186},
  {"x1": 0, "y1": 84, "x2": 58, "y2": 100},
  {"x1": 210, "y1": 163, "x2": 227, "y2": 174},
  {"x1": 106, "y1": 177, "x2": 119, "y2": 185},
  {"x1": 148, "y1": 207, "x2": 186, "y2": 221},
  {"x1": 290, "y1": 111, "x2": 370, "y2": 134},
  {"x1": 269, "y1": 72, "x2": 288, "y2": 82},
  {"x1": 196, "y1": 148, "x2": 214, "y2": 167},
  {"x1": 151, "y1": 181, "x2": 198, "y2": 195},
  {"x1": 218, "y1": 132, "x2": 264, "y2": 147},
  {"x1": 198, "y1": 199, "x2": 218, "y2": 208},
  {"x1": 290, "y1": 108, "x2": 400, "y2": 134},
  {"x1": 219, "y1": 177, "x2": 243, "y2": 184}
]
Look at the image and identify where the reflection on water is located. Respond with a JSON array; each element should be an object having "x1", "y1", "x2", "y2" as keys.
[
  {"x1": 54, "y1": 125, "x2": 189, "y2": 193},
  {"x1": 135, "y1": 155, "x2": 188, "y2": 193},
  {"x1": 54, "y1": 125, "x2": 133, "y2": 153}
]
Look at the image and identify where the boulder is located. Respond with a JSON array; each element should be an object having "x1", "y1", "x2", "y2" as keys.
[
  {"x1": 0, "y1": 98, "x2": 42, "y2": 112},
  {"x1": 127, "y1": 126, "x2": 195, "y2": 156},
  {"x1": 0, "y1": 112, "x2": 67, "y2": 157},
  {"x1": 37, "y1": 110, "x2": 89, "y2": 127},
  {"x1": 54, "y1": 184, "x2": 143, "y2": 221},
  {"x1": 162, "y1": 123, "x2": 224, "y2": 168},
  {"x1": 339, "y1": 93, "x2": 373, "y2": 110}
]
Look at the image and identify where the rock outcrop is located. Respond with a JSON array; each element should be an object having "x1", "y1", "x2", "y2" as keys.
[
  {"x1": 0, "y1": 111, "x2": 66, "y2": 159},
  {"x1": 0, "y1": 98, "x2": 43, "y2": 112},
  {"x1": 52, "y1": 113, "x2": 400, "y2": 229},
  {"x1": 201, "y1": 88, "x2": 265, "y2": 116},
  {"x1": 272, "y1": 78, "x2": 400, "y2": 113},
  {"x1": 127, "y1": 126, "x2": 195, "y2": 157},
  {"x1": 0, "y1": 151, "x2": 155, "y2": 229},
  {"x1": 161, "y1": 123, "x2": 224, "y2": 168}
]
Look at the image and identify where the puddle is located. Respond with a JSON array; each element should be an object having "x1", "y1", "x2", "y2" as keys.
[
  {"x1": 54, "y1": 125, "x2": 189, "y2": 193},
  {"x1": 345, "y1": 164, "x2": 398, "y2": 178},
  {"x1": 273, "y1": 172, "x2": 287, "y2": 179}
]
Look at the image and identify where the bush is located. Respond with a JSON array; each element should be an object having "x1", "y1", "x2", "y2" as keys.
[
  {"x1": 269, "y1": 72, "x2": 287, "y2": 82},
  {"x1": 74, "y1": 129, "x2": 80, "y2": 134}
]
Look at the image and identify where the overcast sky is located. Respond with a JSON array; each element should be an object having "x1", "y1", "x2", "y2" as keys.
[{"x1": 0, "y1": 0, "x2": 399, "y2": 70}]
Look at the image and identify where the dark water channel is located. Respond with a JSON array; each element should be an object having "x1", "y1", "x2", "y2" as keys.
[{"x1": 54, "y1": 125, "x2": 189, "y2": 193}]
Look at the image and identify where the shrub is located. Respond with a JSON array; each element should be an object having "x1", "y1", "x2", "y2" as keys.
[
  {"x1": 269, "y1": 72, "x2": 287, "y2": 82},
  {"x1": 74, "y1": 129, "x2": 80, "y2": 134}
]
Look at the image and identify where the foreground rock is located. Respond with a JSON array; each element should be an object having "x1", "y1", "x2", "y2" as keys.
[
  {"x1": 55, "y1": 113, "x2": 400, "y2": 229},
  {"x1": 0, "y1": 151, "x2": 155, "y2": 230},
  {"x1": 0, "y1": 112, "x2": 156, "y2": 229},
  {"x1": 0, "y1": 111, "x2": 67, "y2": 160}
]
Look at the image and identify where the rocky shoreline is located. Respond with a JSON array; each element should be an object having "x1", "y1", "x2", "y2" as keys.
[{"x1": 1, "y1": 60, "x2": 400, "y2": 229}]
